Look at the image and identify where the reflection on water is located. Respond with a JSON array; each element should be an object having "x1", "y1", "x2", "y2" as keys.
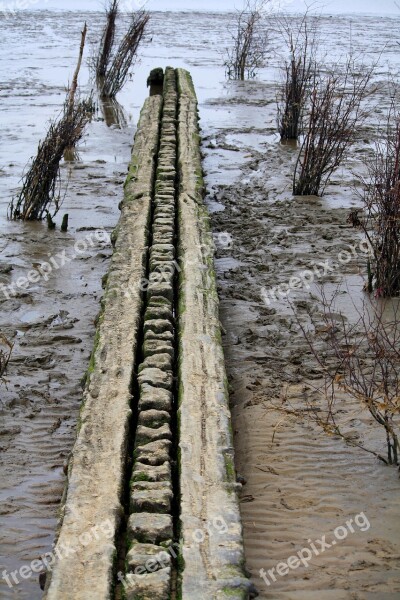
[
  {"x1": 99, "y1": 97, "x2": 128, "y2": 128},
  {"x1": 319, "y1": 277, "x2": 400, "y2": 327},
  {"x1": 1, "y1": 8, "x2": 400, "y2": 600}
]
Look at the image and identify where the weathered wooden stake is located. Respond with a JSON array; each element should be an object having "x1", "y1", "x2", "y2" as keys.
[{"x1": 61, "y1": 214, "x2": 69, "y2": 232}]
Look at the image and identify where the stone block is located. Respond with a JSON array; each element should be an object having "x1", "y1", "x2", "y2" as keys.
[
  {"x1": 128, "y1": 512, "x2": 173, "y2": 544},
  {"x1": 139, "y1": 384, "x2": 172, "y2": 411}
]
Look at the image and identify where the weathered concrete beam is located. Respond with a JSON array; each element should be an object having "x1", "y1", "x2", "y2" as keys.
[
  {"x1": 43, "y1": 67, "x2": 252, "y2": 600},
  {"x1": 43, "y1": 95, "x2": 163, "y2": 600},
  {"x1": 124, "y1": 66, "x2": 178, "y2": 600},
  {"x1": 176, "y1": 68, "x2": 252, "y2": 599}
]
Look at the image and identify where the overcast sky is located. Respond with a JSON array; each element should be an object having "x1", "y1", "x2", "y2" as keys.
[{"x1": 16, "y1": 0, "x2": 400, "y2": 14}]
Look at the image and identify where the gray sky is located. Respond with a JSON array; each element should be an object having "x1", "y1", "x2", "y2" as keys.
[{"x1": 14, "y1": 0, "x2": 400, "y2": 14}]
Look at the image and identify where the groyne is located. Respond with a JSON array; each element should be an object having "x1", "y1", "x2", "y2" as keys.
[{"x1": 44, "y1": 67, "x2": 253, "y2": 600}]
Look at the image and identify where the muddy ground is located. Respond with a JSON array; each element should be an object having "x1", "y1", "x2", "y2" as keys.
[
  {"x1": 0, "y1": 169, "x2": 122, "y2": 599},
  {"x1": 1, "y1": 9, "x2": 400, "y2": 600},
  {"x1": 204, "y1": 91, "x2": 400, "y2": 598}
]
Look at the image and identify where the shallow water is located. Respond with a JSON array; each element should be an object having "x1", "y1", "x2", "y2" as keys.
[{"x1": 0, "y1": 9, "x2": 400, "y2": 599}]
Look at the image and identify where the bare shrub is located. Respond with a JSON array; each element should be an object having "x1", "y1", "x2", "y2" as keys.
[
  {"x1": 349, "y1": 101, "x2": 400, "y2": 297},
  {"x1": 277, "y1": 14, "x2": 318, "y2": 141},
  {"x1": 8, "y1": 101, "x2": 92, "y2": 222},
  {"x1": 9, "y1": 23, "x2": 92, "y2": 222},
  {"x1": 288, "y1": 295, "x2": 400, "y2": 467},
  {"x1": 224, "y1": 0, "x2": 269, "y2": 80},
  {"x1": 95, "y1": 0, "x2": 119, "y2": 80},
  {"x1": 0, "y1": 333, "x2": 13, "y2": 387},
  {"x1": 293, "y1": 58, "x2": 374, "y2": 196},
  {"x1": 98, "y1": 9, "x2": 149, "y2": 98},
  {"x1": 100, "y1": 97, "x2": 127, "y2": 128},
  {"x1": 69, "y1": 22, "x2": 88, "y2": 111}
]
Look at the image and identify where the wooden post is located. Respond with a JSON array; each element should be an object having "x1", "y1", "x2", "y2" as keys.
[{"x1": 61, "y1": 214, "x2": 69, "y2": 232}]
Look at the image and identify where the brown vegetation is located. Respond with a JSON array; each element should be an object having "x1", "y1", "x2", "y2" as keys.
[
  {"x1": 224, "y1": 0, "x2": 268, "y2": 80},
  {"x1": 284, "y1": 294, "x2": 400, "y2": 467},
  {"x1": 96, "y1": 7, "x2": 149, "y2": 98},
  {"x1": 277, "y1": 14, "x2": 318, "y2": 141},
  {"x1": 0, "y1": 333, "x2": 13, "y2": 387},
  {"x1": 293, "y1": 58, "x2": 373, "y2": 196},
  {"x1": 349, "y1": 100, "x2": 400, "y2": 297},
  {"x1": 9, "y1": 24, "x2": 92, "y2": 222},
  {"x1": 8, "y1": 100, "x2": 92, "y2": 222},
  {"x1": 95, "y1": 0, "x2": 118, "y2": 80}
]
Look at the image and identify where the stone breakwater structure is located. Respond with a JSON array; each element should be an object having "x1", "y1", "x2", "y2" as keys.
[{"x1": 44, "y1": 68, "x2": 254, "y2": 600}]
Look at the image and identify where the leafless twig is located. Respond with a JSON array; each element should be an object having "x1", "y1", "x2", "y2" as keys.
[
  {"x1": 97, "y1": 9, "x2": 149, "y2": 98},
  {"x1": 9, "y1": 24, "x2": 92, "y2": 222},
  {"x1": 276, "y1": 12, "x2": 319, "y2": 140},
  {"x1": 224, "y1": 0, "x2": 269, "y2": 80},
  {"x1": 294, "y1": 291, "x2": 400, "y2": 466},
  {"x1": 293, "y1": 57, "x2": 375, "y2": 196},
  {"x1": 95, "y1": 0, "x2": 119, "y2": 80},
  {"x1": 350, "y1": 95, "x2": 400, "y2": 297}
]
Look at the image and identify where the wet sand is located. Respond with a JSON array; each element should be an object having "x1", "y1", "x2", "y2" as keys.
[
  {"x1": 204, "y1": 85, "x2": 400, "y2": 598},
  {"x1": 0, "y1": 160, "x2": 127, "y2": 599},
  {"x1": 1, "y1": 9, "x2": 400, "y2": 599},
  {"x1": 0, "y1": 14, "x2": 136, "y2": 597}
]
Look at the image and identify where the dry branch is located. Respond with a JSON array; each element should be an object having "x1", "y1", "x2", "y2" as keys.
[
  {"x1": 293, "y1": 58, "x2": 374, "y2": 196},
  {"x1": 64, "y1": 22, "x2": 88, "y2": 161},
  {"x1": 98, "y1": 9, "x2": 149, "y2": 98},
  {"x1": 224, "y1": 0, "x2": 269, "y2": 80},
  {"x1": 9, "y1": 24, "x2": 92, "y2": 222},
  {"x1": 350, "y1": 100, "x2": 400, "y2": 297},
  {"x1": 9, "y1": 102, "x2": 91, "y2": 221},
  {"x1": 277, "y1": 14, "x2": 318, "y2": 140},
  {"x1": 96, "y1": 0, "x2": 119, "y2": 80},
  {"x1": 295, "y1": 293, "x2": 400, "y2": 466},
  {"x1": 69, "y1": 22, "x2": 88, "y2": 111}
]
